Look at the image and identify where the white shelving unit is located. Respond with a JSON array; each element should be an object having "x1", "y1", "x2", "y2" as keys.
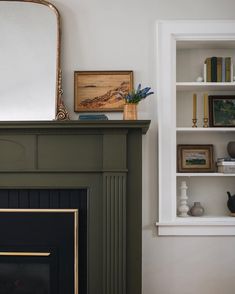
[{"x1": 156, "y1": 20, "x2": 235, "y2": 235}]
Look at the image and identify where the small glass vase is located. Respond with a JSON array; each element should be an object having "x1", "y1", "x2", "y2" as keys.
[{"x1": 123, "y1": 103, "x2": 137, "y2": 120}]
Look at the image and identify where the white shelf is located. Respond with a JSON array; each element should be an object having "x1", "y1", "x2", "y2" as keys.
[
  {"x1": 158, "y1": 215, "x2": 235, "y2": 224},
  {"x1": 157, "y1": 216, "x2": 235, "y2": 235},
  {"x1": 177, "y1": 127, "x2": 235, "y2": 132},
  {"x1": 176, "y1": 82, "x2": 235, "y2": 91},
  {"x1": 177, "y1": 173, "x2": 235, "y2": 177},
  {"x1": 176, "y1": 215, "x2": 235, "y2": 222}
]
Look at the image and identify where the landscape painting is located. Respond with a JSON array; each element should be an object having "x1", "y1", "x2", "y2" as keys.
[
  {"x1": 184, "y1": 150, "x2": 207, "y2": 166},
  {"x1": 74, "y1": 71, "x2": 133, "y2": 112},
  {"x1": 209, "y1": 95, "x2": 235, "y2": 127},
  {"x1": 177, "y1": 144, "x2": 214, "y2": 172}
]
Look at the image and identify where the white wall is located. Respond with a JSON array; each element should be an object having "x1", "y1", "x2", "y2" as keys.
[{"x1": 55, "y1": 0, "x2": 235, "y2": 293}]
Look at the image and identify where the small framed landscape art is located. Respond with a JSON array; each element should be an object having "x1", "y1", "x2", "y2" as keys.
[
  {"x1": 177, "y1": 144, "x2": 214, "y2": 172},
  {"x1": 74, "y1": 71, "x2": 133, "y2": 112},
  {"x1": 209, "y1": 95, "x2": 235, "y2": 127}
]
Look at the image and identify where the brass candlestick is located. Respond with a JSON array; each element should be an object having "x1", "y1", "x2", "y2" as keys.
[
  {"x1": 192, "y1": 118, "x2": 197, "y2": 128},
  {"x1": 203, "y1": 118, "x2": 209, "y2": 128}
]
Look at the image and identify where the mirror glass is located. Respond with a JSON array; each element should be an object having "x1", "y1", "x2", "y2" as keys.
[{"x1": 0, "y1": 1, "x2": 58, "y2": 120}]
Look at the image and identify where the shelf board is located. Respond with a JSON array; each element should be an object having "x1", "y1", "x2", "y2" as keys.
[
  {"x1": 158, "y1": 216, "x2": 235, "y2": 225},
  {"x1": 175, "y1": 216, "x2": 235, "y2": 223},
  {"x1": 156, "y1": 216, "x2": 235, "y2": 235},
  {"x1": 176, "y1": 172, "x2": 235, "y2": 177},
  {"x1": 177, "y1": 127, "x2": 235, "y2": 132},
  {"x1": 176, "y1": 82, "x2": 235, "y2": 91}
]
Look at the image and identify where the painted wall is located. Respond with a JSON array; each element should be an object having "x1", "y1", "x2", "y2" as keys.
[{"x1": 55, "y1": 0, "x2": 235, "y2": 293}]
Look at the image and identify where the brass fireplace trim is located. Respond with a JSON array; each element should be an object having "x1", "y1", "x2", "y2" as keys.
[
  {"x1": 0, "y1": 252, "x2": 51, "y2": 256},
  {"x1": 0, "y1": 208, "x2": 78, "y2": 294}
]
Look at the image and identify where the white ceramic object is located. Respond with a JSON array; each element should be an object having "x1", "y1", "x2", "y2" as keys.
[
  {"x1": 178, "y1": 181, "x2": 190, "y2": 217},
  {"x1": 196, "y1": 76, "x2": 204, "y2": 82}
]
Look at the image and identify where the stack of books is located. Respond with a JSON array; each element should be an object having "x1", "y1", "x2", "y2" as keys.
[
  {"x1": 204, "y1": 56, "x2": 233, "y2": 82},
  {"x1": 217, "y1": 158, "x2": 235, "y2": 173}
]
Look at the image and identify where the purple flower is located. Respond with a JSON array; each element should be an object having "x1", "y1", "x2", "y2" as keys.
[{"x1": 124, "y1": 84, "x2": 154, "y2": 104}]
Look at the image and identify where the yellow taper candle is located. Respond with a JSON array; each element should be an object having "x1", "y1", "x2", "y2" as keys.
[
  {"x1": 193, "y1": 93, "x2": 197, "y2": 119},
  {"x1": 204, "y1": 93, "x2": 208, "y2": 119}
]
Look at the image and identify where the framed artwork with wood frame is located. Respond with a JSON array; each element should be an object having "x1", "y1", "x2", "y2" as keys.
[
  {"x1": 74, "y1": 71, "x2": 133, "y2": 112},
  {"x1": 177, "y1": 144, "x2": 214, "y2": 172},
  {"x1": 209, "y1": 95, "x2": 235, "y2": 127}
]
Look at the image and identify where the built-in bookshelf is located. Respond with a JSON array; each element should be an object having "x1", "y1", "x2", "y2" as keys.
[{"x1": 156, "y1": 20, "x2": 235, "y2": 235}]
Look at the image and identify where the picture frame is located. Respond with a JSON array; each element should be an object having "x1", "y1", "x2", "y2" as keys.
[
  {"x1": 74, "y1": 70, "x2": 133, "y2": 112},
  {"x1": 177, "y1": 144, "x2": 214, "y2": 172},
  {"x1": 209, "y1": 95, "x2": 235, "y2": 127}
]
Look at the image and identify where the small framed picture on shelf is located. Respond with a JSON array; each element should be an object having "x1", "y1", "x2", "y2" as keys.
[
  {"x1": 209, "y1": 95, "x2": 235, "y2": 127},
  {"x1": 74, "y1": 70, "x2": 133, "y2": 112},
  {"x1": 177, "y1": 144, "x2": 214, "y2": 172}
]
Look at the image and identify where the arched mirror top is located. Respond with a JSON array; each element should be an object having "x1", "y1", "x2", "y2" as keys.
[{"x1": 0, "y1": 0, "x2": 69, "y2": 121}]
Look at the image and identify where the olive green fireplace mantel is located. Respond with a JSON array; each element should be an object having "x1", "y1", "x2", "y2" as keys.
[{"x1": 0, "y1": 120, "x2": 150, "y2": 294}]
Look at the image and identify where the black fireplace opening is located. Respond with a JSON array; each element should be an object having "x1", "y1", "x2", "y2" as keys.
[
  {"x1": 0, "y1": 189, "x2": 88, "y2": 294},
  {"x1": 0, "y1": 254, "x2": 53, "y2": 294}
]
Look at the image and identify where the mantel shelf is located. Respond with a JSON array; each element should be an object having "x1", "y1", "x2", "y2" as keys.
[{"x1": 0, "y1": 120, "x2": 150, "y2": 134}]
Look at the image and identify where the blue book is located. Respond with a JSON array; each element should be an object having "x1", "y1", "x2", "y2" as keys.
[
  {"x1": 222, "y1": 57, "x2": 226, "y2": 82},
  {"x1": 79, "y1": 114, "x2": 108, "y2": 120}
]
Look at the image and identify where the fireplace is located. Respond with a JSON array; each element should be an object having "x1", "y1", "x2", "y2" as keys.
[{"x1": 0, "y1": 120, "x2": 150, "y2": 294}]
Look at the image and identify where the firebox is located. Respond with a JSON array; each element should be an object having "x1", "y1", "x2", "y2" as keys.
[
  {"x1": 0, "y1": 188, "x2": 88, "y2": 294},
  {"x1": 0, "y1": 209, "x2": 78, "y2": 294},
  {"x1": 0, "y1": 253, "x2": 51, "y2": 294}
]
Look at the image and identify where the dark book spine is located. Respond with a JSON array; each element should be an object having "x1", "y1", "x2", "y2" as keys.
[
  {"x1": 211, "y1": 56, "x2": 217, "y2": 82},
  {"x1": 205, "y1": 57, "x2": 211, "y2": 82},
  {"x1": 217, "y1": 57, "x2": 222, "y2": 82}
]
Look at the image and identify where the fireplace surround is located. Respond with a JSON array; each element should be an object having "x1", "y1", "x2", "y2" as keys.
[{"x1": 0, "y1": 120, "x2": 150, "y2": 294}]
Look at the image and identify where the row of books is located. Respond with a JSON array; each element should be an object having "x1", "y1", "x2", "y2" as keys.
[{"x1": 204, "y1": 56, "x2": 233, "y2": 82}]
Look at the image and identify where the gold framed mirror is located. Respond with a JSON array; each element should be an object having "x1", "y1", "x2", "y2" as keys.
[{"x1": 0, "y1": 0, "x2": 69, "y2": 120}]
